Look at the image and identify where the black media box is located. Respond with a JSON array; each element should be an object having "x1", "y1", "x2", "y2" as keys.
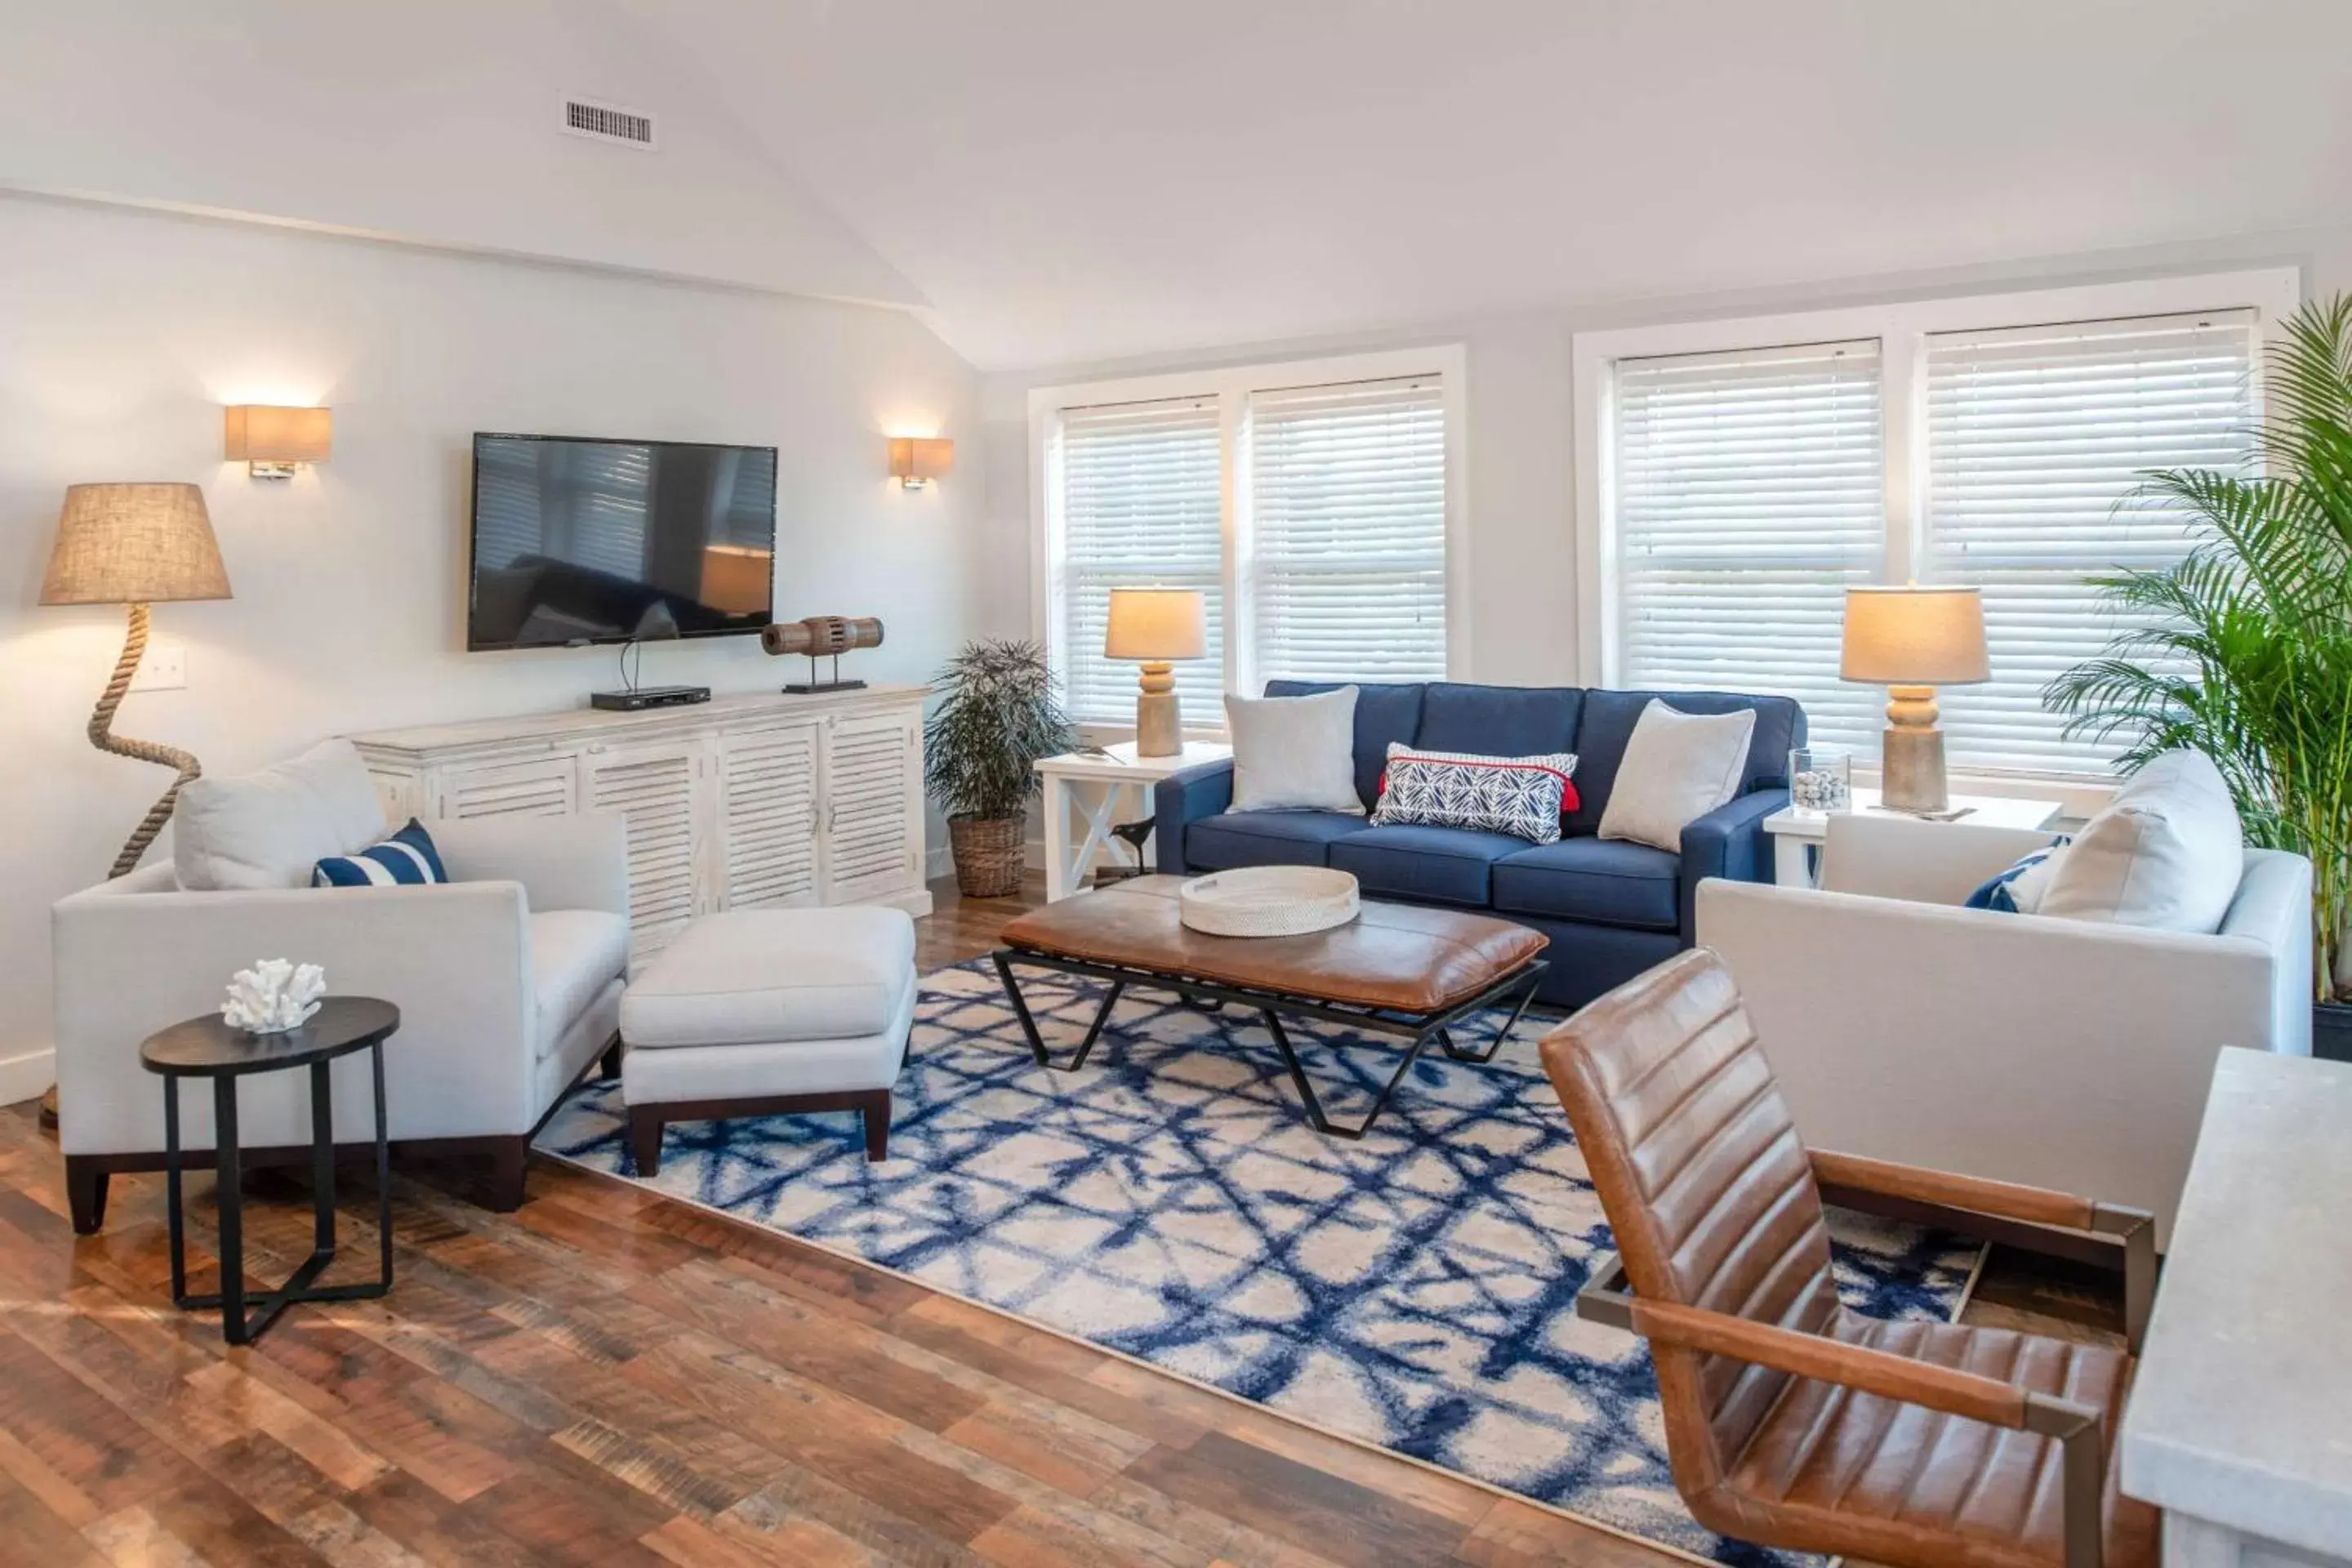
[{"x1": 589, "y1": 685, "x2": 712, "y2": 712}]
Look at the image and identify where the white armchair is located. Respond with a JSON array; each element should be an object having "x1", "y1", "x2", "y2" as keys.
[
  {"x1": 1697, "y1": 813, "x2": 2311, "y2": 1248},
  {"x1": 54, "y1": 809, "x2": 631, "y2": 1232}
]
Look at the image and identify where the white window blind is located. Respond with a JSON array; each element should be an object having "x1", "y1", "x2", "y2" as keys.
[
  {"x1": 1054, "y1": 397, "x2": 1226, "y2": 725},
  {"x1": 1247, "y1": 376, "x2": 1447, "y2": 685},
  {"x1": 1924, "y1": 310, "x2": 2256, "y2": 773},
  {"x1": 1614, "y1": 341, "x2": 1886, "y2": 751}
]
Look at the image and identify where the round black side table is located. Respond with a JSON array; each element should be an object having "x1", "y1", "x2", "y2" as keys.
[{"x1": 139, "y1": 996, "x2": 399, "y2": 1345}]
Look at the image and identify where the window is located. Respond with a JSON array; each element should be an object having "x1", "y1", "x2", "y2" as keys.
[
  {"x1": 1578, "y1": 270, "x2": 2293, "y2": 777},
  {"x1": 1923, "y1": 313, "x2": 2256, "y2": 772},
  {"x1": 1052, "y1": 397, "x2": 1225, "y2": 727},
  {"x1": 1248, "y1": 376, "x2": 1448, "y2": 684},
  {"x1": 1615, "y1": 341, "x2": 1886, "y2": 752},
  {"x1": 1036, "y1": 349, "x2": 1460, "y2": 728}
]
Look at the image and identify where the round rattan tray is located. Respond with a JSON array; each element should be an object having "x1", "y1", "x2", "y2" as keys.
[{"x1": 1178, "y1": 866, "x2": 1361, "y2": 938}]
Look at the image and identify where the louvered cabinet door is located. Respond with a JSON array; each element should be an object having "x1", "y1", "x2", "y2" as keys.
[
  {"x1": 581, "y1": 740, "x2": 707, "y2": 956},
  {"x1": 716, "y1": 723, "x2": 821, "y2": 911},
  {"x1": 820, "y1": 711, "x2": 924, "y2": 903},
  {"x1": 430, "y1": 755, "x2": 580, "y2": 822}
]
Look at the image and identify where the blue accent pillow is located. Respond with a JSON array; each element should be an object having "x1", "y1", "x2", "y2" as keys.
[
  {"x1": 314, "y1": 818, "x2": 448, "y2": 888},
  {"x1": 1964, "y1": 838, "x2": 2070, "y2": 913}
]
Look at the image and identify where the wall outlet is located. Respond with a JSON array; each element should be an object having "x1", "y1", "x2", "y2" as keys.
[{"x1": 130, "y1": 639, "x2": 186, "y2": 693}]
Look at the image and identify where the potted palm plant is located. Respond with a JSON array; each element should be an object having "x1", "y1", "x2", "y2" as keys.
[
  {"x1": 2048, "y1": 294, "x2": 2352, "y2": 1058},
  {"x1": 924, "y1": 639, "x2": 1074, "y2": 898}
]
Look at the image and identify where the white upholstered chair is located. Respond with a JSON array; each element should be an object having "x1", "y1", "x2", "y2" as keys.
[
  {"x1": 1698, "y1": 812, "x2": 2310, "y2": 1248},
  {"x1": 52, "y1": 742, "x2": 630, "y2": 1232}
]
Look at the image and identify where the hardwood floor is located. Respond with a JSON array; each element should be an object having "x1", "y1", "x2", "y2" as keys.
[{"x1": 0, "y1": 872, "x2": 2122, "y2": 1567}]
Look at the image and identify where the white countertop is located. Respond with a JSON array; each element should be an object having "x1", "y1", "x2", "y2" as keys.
[{"x1": 2119, "y1": 1048, "x2": 2352, "y2": 1553}]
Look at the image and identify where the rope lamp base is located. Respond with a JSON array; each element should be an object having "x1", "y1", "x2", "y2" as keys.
[{"x1": 91, "y1": 602, "x2": 203, "y2": 880}]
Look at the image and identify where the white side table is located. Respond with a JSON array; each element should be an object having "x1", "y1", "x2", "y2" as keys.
[
  {"x1": 1034, "y1": 742, "x2": 1231, "y2": 902},
  {"x1": 1761, "y1": 786, "x2": 2063, "y2": 887}
]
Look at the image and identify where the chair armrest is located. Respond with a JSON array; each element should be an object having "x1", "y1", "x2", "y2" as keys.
[
  {"x1": 1810, "y1": 1149, "x2": 2156, "y2": 1349},
  {"x1": 1575, "y1": 1254, "x2": 2107, "y2": 1568},
  {"x1": 433, "y1": 809, "x2": 630, "y2": 916},
  {"x1": 1678, "y1": 789, "x2": 1786, "y2": 937},
  {"x1": 1154, "y1": 759, "x2": 1236, "y2": 875},
  {"x1": 51, "y1": 880, "x2": 537, "y2": 1154}
]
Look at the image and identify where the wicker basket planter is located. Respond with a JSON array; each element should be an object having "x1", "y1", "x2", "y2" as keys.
[{"x1": 948, "y1": 814, "x2": 1027, "y2": 898}]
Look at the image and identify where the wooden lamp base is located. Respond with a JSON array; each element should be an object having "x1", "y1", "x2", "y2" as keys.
[
  {"x1": 1878, "y1": 684, "x2": 1950, "y2": 814},
  {"x1": 1134, "y1": 662, "x2": 1183, "y2": 757}
]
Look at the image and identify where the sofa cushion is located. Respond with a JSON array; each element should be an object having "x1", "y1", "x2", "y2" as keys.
[
  {"x1": 1597, "y1": 700, "x2": 1757, "y2": 851},
  {"x1": 1415, "y1": 683, "x2": 1584, "y2": 760},
  {"x1": 2039, "y1": 749, "x2": 2245, "y2": 933},
  {"x1": 1370, "y1": 743, "x2": 1579, "y2": 842},
  {"x1": 1492, "y1": 837, "x2": 1682, "y2": 931},
  {"x1": 1569, "y1": 689, "x2": 1803, "y2": 836},
  {"x1": 174, "y1": 737, "x2": 390, "y2": 890},
  {"x1": 1187, "y1": 809, "x2": 1371, "y2": 870},
  {"x1": 1265, "y1": 679, "x2": 1424, "y2": 811},
  {"x1": 1329, "y1": 824, "x2": 1530, "y2": 906},
  {"x1": 622, "y1": 906, "x2": 917, "y2": 1049},
  {"x1": 1226, "y1": 686, "x2": 1364, "y2": 813},
  {"x1": 529, "y1": 909, "x2": 630, "y2": 1058}
]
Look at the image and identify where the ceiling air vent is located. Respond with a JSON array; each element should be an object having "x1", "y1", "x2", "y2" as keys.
[{"x1": 559, "y1": 97, "x2": 657, "y2": 151}]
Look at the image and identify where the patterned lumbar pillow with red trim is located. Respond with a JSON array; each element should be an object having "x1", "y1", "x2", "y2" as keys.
[{"x1": 1370, "y1": 743, "x2": 1580, "y2": 844}]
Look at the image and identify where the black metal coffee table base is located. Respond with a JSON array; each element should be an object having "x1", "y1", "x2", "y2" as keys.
[{"x1": 990, "y1": 951, "x2": 1548, "y2": 1139}]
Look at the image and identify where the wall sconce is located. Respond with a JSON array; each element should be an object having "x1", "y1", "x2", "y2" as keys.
[
  {"x1": 888, "y1": 436, "x2": 952, "y2": 490},
  {"x1": 224, "y1": 405, "x2": 333, "y2": 479}
]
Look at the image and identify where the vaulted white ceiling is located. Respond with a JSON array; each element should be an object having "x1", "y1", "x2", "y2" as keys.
[
  {"x1": 12, "y1": 2, "x2": 2352, "y2": 372},
  {"x1": 632, "y1": 0, "x2": 2352, "y2": 368}
]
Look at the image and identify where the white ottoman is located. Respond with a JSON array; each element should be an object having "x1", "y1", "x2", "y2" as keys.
[{"x1": 619, "y1": 906, "x2": 916, "y2": 1173}]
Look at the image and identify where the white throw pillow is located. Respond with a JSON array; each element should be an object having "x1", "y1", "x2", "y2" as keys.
[
  {"x1": 173, "y1": 737, "x2": 390, "y2": 890},
  {"x1": 1597, "y1": 700, "x2": 1757, "y2": 852},
  {"x1": 2039, "y1": 749, "x2": 2244, "y2": 933},
  {"x1": 1225, "y1": 687, "x2": 1364, "y2": 814}
]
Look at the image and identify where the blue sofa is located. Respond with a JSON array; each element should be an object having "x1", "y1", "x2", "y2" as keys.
[{"x1": 1154, "y1": 680, "x2": 1804, "y2": 1009}]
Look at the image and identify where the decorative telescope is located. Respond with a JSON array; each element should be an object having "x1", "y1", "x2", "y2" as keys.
[{"x1": 762, "y1": 615, "x2": 884, "y2": 693}]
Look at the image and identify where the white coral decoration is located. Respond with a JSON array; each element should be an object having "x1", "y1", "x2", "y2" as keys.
[{"x1": 221, "y1": 959, "x2": 327, "y2": 1035}]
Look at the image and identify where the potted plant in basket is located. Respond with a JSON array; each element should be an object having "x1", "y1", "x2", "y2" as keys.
[
  {"x1": 2048, "y1": 294, "x2": 2352, "y2": 1058},
  {"x1": 924, "y1": 639, "x2": 1074, "y2": 898}
]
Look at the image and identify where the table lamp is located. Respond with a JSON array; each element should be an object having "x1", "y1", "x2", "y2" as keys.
[
  {"x1": 1840, "y1": 586, "x2": 1989, "y2": 814},
  {"x1": 1104, "y1": 587, "x2": 1205, "y2": 757},
  {"x1": 41, "y1": 483, "x2": 233, "y2": 876}
]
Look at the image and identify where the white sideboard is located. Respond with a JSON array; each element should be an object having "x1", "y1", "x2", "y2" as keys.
[{"x1": 350, "y1": 685, "x2": 931, "y2": 957}]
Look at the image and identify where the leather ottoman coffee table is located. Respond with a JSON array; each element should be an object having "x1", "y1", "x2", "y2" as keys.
[{"x1": 992, "y1": 875, "x2": 1548, "y2": 1138}]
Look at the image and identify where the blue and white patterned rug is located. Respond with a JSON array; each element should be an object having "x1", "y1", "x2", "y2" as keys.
[{"x1": 537, "y1": 959, "x2": 1980, "y2": 1566}]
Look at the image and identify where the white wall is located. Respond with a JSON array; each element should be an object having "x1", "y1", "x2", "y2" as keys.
[
  {"x1": 0, "y1": 193, "x2": 984, "y2": 1091},
  {"x1": 981, "y1": 225, "x2": 2352, "y2": 693},
  {"x1": 0, "y1": 0, "x2": 920, "y2": 308}
]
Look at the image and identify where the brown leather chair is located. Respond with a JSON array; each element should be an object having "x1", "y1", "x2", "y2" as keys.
[{"x1": 1541, "y1": 948, "x2": 2158, "y2": 1568}]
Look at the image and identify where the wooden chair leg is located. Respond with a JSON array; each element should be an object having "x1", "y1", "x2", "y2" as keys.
[
  {"x1": 630, "y1": 1107, "x2": 664, "y2": 1176},
  {"x1": 862, "y1": 1090, "x2": 890, "y2": 1162},
  {"x1": 66, "y1": 1158, "x2": 110, "y2": 1235}
]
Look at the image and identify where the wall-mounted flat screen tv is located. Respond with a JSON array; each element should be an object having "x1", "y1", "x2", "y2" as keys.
[{"x1": 467, "y1": 432, "x2": 777, "y2": 651}]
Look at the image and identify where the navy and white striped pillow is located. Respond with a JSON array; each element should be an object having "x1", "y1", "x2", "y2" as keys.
[
  {"x1": 313, "y1": 818, "x2": 448, "y2": 888},
  {"x1": 1963, "y1": 838, "x2": 2071, "y2": 914}
]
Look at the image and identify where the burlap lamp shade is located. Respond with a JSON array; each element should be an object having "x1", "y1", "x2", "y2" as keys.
[{"x1": 41, "y1": 483, "x2": 234, "y2": 878}]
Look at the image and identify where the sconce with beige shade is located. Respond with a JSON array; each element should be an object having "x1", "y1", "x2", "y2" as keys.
[
  {"x1": 1105, "y1": 587, "x2": 1206, "y2": 757},
  {"x1": 889, "y1": 436, "x2": 953, "y2": 489},
  {"x1": 1841, "y1": 585, "x2": 1989, "y2": 814},
  {"x1": 224, "y1": 405, "x2": 332, "y2": 479},
  {"x1": 41, "y1": 483, "x2": 233, "y2": 876}
]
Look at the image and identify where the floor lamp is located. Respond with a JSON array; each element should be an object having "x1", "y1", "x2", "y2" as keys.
[{"x1": 41, "y1": 483, "x2": 234, "y2": 875}]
